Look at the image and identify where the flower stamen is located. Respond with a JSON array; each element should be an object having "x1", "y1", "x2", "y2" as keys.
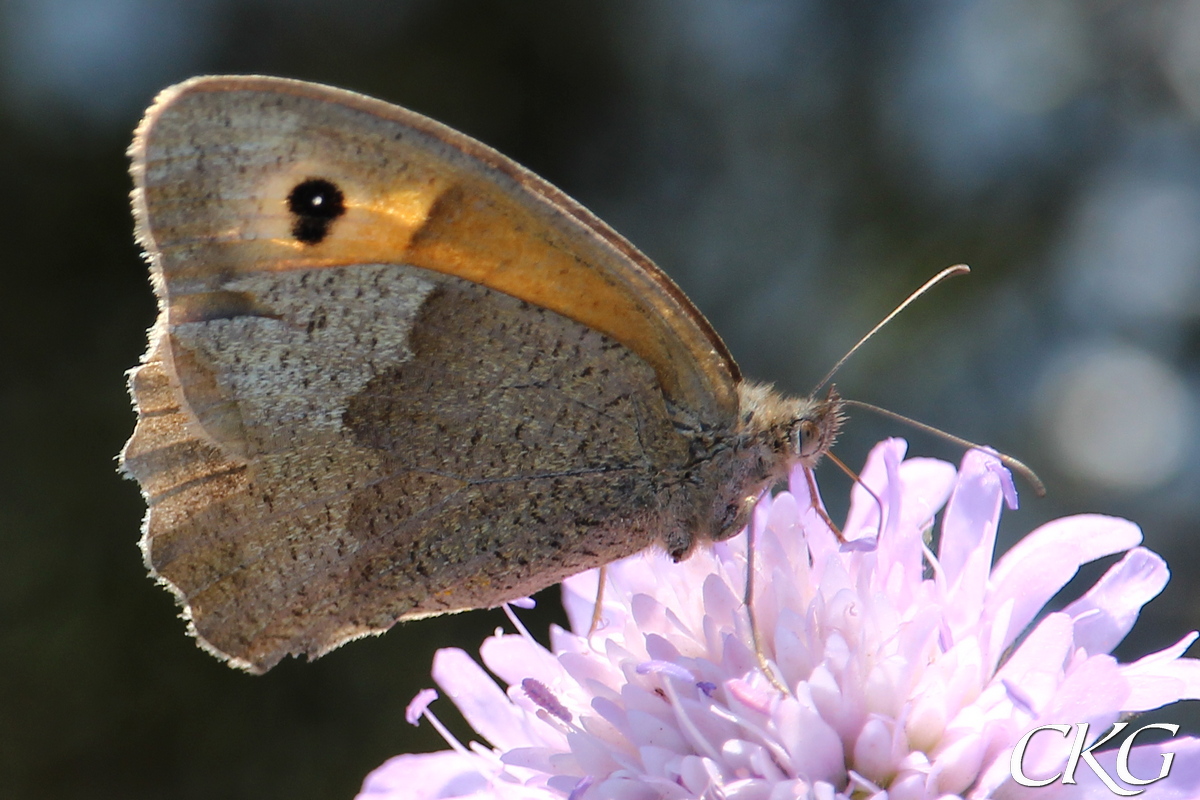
[
  {"x1": 521, "y1": 678, "x2": 572, "y2": 723},
  {"x1": 404, "y1": 689, "x2": 471, "y2": 756},
  {"x1": 503, "y1": 602, "x2": 537, "y2": 643}
]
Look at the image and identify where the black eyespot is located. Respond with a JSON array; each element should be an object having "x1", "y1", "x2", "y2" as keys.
[{"x1": 287, "y1": 178, "x2": 345, "y2": 245}]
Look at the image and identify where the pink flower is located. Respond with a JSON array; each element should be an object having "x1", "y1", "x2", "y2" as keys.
[{"x1": 357, "y1": 440, "x2": 1200, "y2": 800}]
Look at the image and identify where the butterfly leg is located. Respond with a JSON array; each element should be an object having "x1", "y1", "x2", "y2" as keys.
[
  {"x1": 803, "y1": 466, "x2": 845, "y2": 542},
  {"x1": 587, "y1": 564, "x2": 608, "y2": 637},
  {"x1": 745, "y1": 519, "x2": 790, "y2": 694}
]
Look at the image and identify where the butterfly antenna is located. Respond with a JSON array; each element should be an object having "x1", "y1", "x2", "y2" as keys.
[
  {"x1": 810, "y1": 264, "x2": 971, "y2": 396},
  {"x1": 844, "y1": 399, "x2": 1046, "y2": 496}
]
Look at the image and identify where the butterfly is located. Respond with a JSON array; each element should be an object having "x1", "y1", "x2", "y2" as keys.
[{"x1": 122, "y1": 75, "x2": 843, "y2": 673}]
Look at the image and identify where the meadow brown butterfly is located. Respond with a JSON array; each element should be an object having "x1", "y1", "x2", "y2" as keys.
[{"x1": 122, "y1": 75, "x2": 844, "y2": 673}]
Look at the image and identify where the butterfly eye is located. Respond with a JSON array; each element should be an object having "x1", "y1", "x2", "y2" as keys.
[
  {"x1": 793, "y1": 419, "x2": 823, "y2": 459},
  {"x1": 287, "y1": 178, "x2": 346, "y2": 245}
]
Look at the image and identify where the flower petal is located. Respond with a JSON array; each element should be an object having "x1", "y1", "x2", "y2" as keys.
[
  {"x1": 1064, "y1": 547, "x2": 1169, "y2": 657},
  {"x1": 1121, "y1": 633, "x2": 1200, "y2": 712},
  {"x1": 432, "y1": 648, "x2": 536, "y2": 751},
  {"x1": 987, "y1": 515, "x2": 1143, "y2": 654},
  {"x1": 355, "y1": 751, "x2": 493, "y2": 800},
  {"x1": 844, "y1": 438, "x2": 908, "y2": 543},
  {"x1": 480, "y1": 634, "x2": 563, "y2": 690},
  {"x1": 939, "y1": 450, "x2": 1006, "y2": 621}
]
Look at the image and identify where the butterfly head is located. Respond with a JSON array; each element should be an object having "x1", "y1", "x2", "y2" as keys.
[{"x1": 787, "y1": 385, "x2": 845, "y2": 470}]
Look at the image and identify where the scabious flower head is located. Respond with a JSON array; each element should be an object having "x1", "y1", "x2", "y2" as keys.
[{"x1": 358, "y1": 440, "x2": 1200, "y2": 800}]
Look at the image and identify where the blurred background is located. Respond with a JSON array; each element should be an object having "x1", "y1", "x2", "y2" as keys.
[{"x1": 2, "y1": 0, "x2": 1199, "y2": 797}]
